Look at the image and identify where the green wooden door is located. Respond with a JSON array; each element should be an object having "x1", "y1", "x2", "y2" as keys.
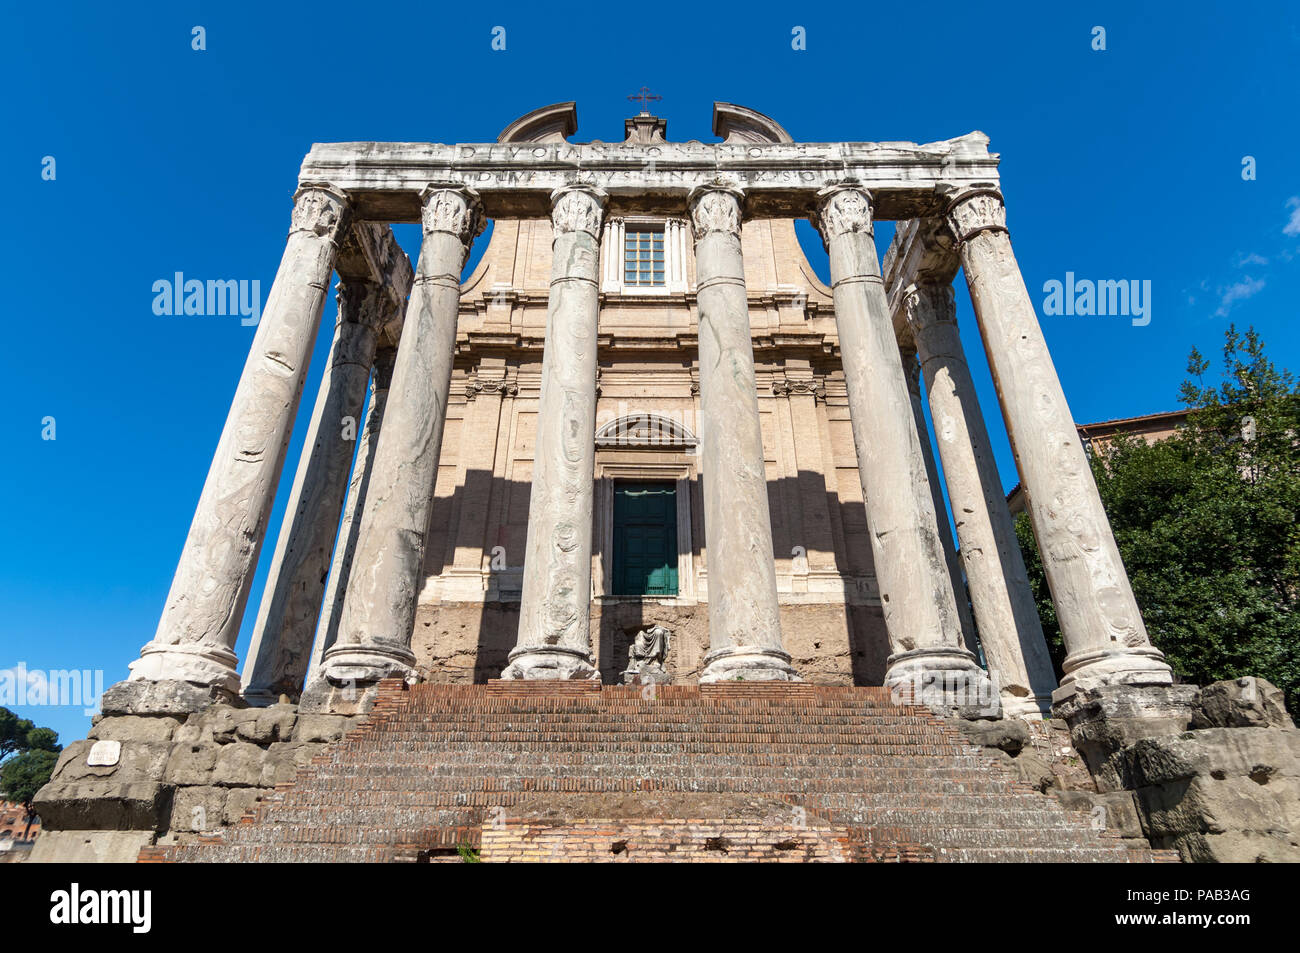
[{"x1": 612, "y1": 482, "x2": 678, "y2": 596}]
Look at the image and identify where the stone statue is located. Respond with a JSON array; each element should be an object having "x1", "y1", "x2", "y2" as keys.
[{"x1": 622, "y1": 624, "x2": 672, "y2": 684}]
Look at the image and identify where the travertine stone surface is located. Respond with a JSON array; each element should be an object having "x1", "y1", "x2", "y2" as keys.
[
  {"x1": 505, "y1": 186, "x2": 607, "y2": 680},
  {"x1": 904, "y1": 278, "x2": 1057, "y2": 717},
  {"x1": 242, "y1": 280, "x2": 395, "y2": 703},
  {"x1": 130, "y1": 185, "x2": 351, "y2": 692},
  {"x1": 321, "y1": 186, "x2": 483, "y2": 686},
  {"x1": 945, "y1": 188, "x2": 1173, "y2": 697},
  {"x1": 900, "y1": 345, "x2": 979, "y2": 659},
  {"x1": 689, "y1": 184, "x2": 796, "y2": 682},
  {"x1": 813, "y1": 185, "x2": 990, "y2": 705},
  {"x1": 306, "y1": 346, "x2": 397, "y2": 683}
]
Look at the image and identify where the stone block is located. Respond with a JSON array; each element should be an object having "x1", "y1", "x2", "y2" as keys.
[
  {"x1": 28, "y1": 829, "x2": 155, "y2": 864},
  {"x1": 1136, "y1": 774, "x2": 1300, "y2": 838},
  {"x1": 224, "y1": 787, "x2": 275, "y2": 825},
  {"x1": 169, "y1": 786, "x2": 228, "y2": 832},
  {"x1": 1193, "y1": 677, "x2": 1294, "y2": 730},
  {"x1": 1054, "y1": 790, "x2": 1144, "y2": 839},
  {"x1": 260, "y1": 742, "x2": 324, "y2": 786},
  {"x1": 88, "y1": 715, "x2": 184, "y2": 744},
  {"x1": 1115, "y1": 728, "x2": 1300, "y2": 789},
  {"x1": 948, "y1": 715, "x2": 1030, "y2": 755},
  {"x1": 212, "y1": 742, "x2": 267, "y2": 787},
  {"x1": 33, "y1": 779, "x2": 172, "y2": 831},
  {"x1": 292, "y1": 713, "x2": 354, "y2": 743},
  {"x1": 99, "y1": 678, "x2": 232, "y2": 716},
  {"x1": 1053, "y1": 683, "x2": 1199, "y2": 783},
  {"x1": 237, "y1": 705, "x2": 298, "y2": 743},
  {"x1": 48, "y1": 739, "x2": 171, "y2": 785},
  {"x1": 164, "y1": 742, "x2": 219, "y2": 785},
  {"x1": 1168, "y1": 829, "x2": 1300, "y2": 864}
]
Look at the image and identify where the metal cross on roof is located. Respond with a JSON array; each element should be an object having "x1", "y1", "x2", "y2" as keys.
[{"x1": 627, "y1": 86, "x2": 662, "y2": 114}]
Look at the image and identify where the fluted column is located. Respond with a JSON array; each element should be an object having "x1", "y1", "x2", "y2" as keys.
[
  {"x1": 813, "y1": 184, "x2": 991, "y2": 706},
  {"x1": 905, "y1": 278, "x2": 1057, "y2": 716},
  {"x1": 946, "y1": 188, "x2": 1172, "y2": 696},
  {"x1": 318, "y1": 185, "x2": 483, "y2": 691},
  {"x1": 241, "y1": 280, "x2": 394, "y2": 703},
  {"x1": 900, "y1": 344, "x2": 980, "y2": 660},
  {"x1": 505, "y1": 186, "x2": 607, "y2": 679},
  {"x1": 306, "y1": 346, "x2": 397, "y2": 683},
  {"x1": 689, "y1": 184, "x2": 797, "y2": 682},
  {"x1": 128, "y1": 185, "x2": 351, "y2": 694}
]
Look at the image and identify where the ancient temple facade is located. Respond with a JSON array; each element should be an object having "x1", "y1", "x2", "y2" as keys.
[{"x1": 121, "y1": 101, "x2": 1176, "y2": 721}]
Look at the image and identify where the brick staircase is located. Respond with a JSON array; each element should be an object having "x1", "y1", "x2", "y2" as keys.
[{"x1": 141, "y1": 680, "x2": 1178, "y2": 863}]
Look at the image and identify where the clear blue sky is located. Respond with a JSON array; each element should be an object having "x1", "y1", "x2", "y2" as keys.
[{"x1": 3, "y1": 1, "x2": 1297, "y2": 746}]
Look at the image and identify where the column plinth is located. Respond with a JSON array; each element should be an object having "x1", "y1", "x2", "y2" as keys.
[
  {"x1": 505, "y1": 186, "x2": 607, "y2": 681},
  {"x1": 690, "y1": 184, "x2": 797, "y2": 683},
  {"x1": 905, "y1": 277, "x2": 1057, "y2": 717},
  {"x1": 945, "y1": 188, "x2": 1172, "y2": 701},
  {"x1": 312, "y1": 185, "x2": 482, "y2": 697},
  {"x1": 813, "y1": 184, "x2": 993, "y2": 711},
  {"x1": 128, "y1": 184, "x2": 351, "y2": 698}
]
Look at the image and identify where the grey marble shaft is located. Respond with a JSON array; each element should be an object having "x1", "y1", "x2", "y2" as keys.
[
  {"x1": 306, "y1": 346, "x2": 396, "y2": 683},
  {"x1": 506, "y1": 187, "x2": 607, "y2": 679},
  {"x1": 241, "y1": 281, "x2": 389, "y2": 702},
  {"x1": 905, "y1": 279, "x2": 1057, "y2": 716},
  {"x1": 321, "y1": 187, "x2": 482, "y2": 684},
  {"x1": 690, "y1": 185, "x2": 797, "y2": 682},
  {"x1": 813, "y1": 185, "x2": 989, "y2": 697},
  {"x1": 946, "y1": 189, "x2": 1171, "y2": 697},
  {"x1": 129, "y1": 185, "x2": 351, "y2": 692}
]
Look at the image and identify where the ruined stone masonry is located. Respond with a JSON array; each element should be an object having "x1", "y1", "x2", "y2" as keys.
[{"x1": 33, "y1": 102, "x2": 1298, "y2": 863}]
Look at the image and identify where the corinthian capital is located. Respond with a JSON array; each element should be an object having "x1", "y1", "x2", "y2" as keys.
[
  {"x1": 813, "y1": 185, "x2": 874, "y2": 246},
  {"x1": 550, "y1": 185, "x2": 608, "y2": 238},
  {"x1": 419, "y1": 185, "x2": 485, "y2": 247},
  {"x1": 290, "y1": 184, "x2": 351, "y2": 240},
  {"x1": 944, "y1": 188, "x2": 1008, "y2": 243},
  {"x1": 687, "y1": 184, "x2": 744, "y2": 240},
  {"x1": 902, "y1": 279, "x2": 957, "y2": 336},
  {"x1": 336, "y1": 279, "x2": 392, "y2": 333}
]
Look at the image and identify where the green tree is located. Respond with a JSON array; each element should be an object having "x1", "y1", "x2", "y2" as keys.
[
  {"x1": 1016, "y1": 326, "x2": 1300, "y2": 707},
  {"x1": 0, "y1": 707, "x2": 62, "y2": 832}
]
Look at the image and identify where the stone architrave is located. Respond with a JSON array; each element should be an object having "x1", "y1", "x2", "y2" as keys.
[
  {"x1": 689, "y1": 184, "x2": 798, "y2": 682},
  {"x1": 128, "y1": 184, "x2": 352, "y2": 695},
  {"x1": 945, "y1": 188, "x2": 1172, "y2": 698},
  {"x1": 318, "y1": 186, "x2": 483, "y2": 689},
  {"x1": 306, "y1": 345, "x2": 397, "y2": 683},
  {"x1": 813, "y1": 184, "x2": 992, "y2": 708},
  {"x1": 904, "y1": 278, "x2": 1057, "y2": 717},
  {"x1": 505, "y1": 186, "x2": 607, "y2": 680},
  {"x1": 241, "y1": 280, "x2": 394, "y2": 704}
]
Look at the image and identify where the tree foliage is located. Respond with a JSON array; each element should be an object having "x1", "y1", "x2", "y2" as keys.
[
  {"x1": 0, "y1": 707, "x2": 62, "y2": 817},
  {"x1": 1016, "y1": 326, "x2": 1300, "y2": 707}
]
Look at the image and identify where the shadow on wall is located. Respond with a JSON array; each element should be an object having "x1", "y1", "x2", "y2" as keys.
[{"x1": 405, "y1": 469, "x2": 893, "y2": 686}]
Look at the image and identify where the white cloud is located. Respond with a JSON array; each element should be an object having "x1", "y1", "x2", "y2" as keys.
[
  {"x1": 1285, "y1": 197, "x2": 1300, "y2": 237},
  {"x1": 1235, "y1": 252, "x2": 1269, "y2": 267},
  {"x1": 1214, "y1": 276, "x2": 1266, "y2": 317}
]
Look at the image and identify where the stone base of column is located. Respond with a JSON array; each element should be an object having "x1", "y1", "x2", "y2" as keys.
[
  {"x1": 501, "y1": 646, "x2": 599, "y2": 681},
  {"x1": 1052, "y1": 682, "x2": 1200, "y2": 784},
  {"x1": 99, "y1": 677, "x2": 236, "y2": 717},
  {"x1": 299, "y1": 642, "x2": 416, "y2": 714},
  {"x1": 1053, "y1": 646, "x2": 1173, "y2": 703},
  {"x1": 699, "y1": 647, "x2": 800, "y2": 683},
  {"x1": 884, "y1": 646, "x2": 1001, "y2": 718},
  {"x1": 1000, "y1": 691, "x2": 1054, "y2": 720},
  {"x1": 239, "y1": 687, "x2": 289, "y2": 708},
  {"x1": 127, "y1": 641, "x2": 242, "y2": 695}
]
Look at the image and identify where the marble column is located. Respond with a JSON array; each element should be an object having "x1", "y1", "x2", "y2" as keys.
[
  {"x1": 945, "y1": 188, "x2": 1172, "y2": 697},
  {"x1": 813, "y1": 184, "x2": 991, "y2": 707},
  {"x1": 240, "y1": 280, "x2": 393, "y2": 703},
  {"x1": 318, "y1": 186, "x2": 483, "y2": 690},
  {"x1": 689, "y1": 184, "x2": 797, "y2": 682},
  {"x1": 900, "y1": 344, "x2": 980, "y2": 660},
  {"x1": 505, "y1": 186, "x2": 607, "y2": 679},
  {"x1": 128, "y1": 185, "x2": 351, "y2": 695},
  {"x1": 904, "y1": 278, "x2": 1057, "y2": 716},
  {"x1": 306, "y1": 346, "x2": 397, "y2": 683}
]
